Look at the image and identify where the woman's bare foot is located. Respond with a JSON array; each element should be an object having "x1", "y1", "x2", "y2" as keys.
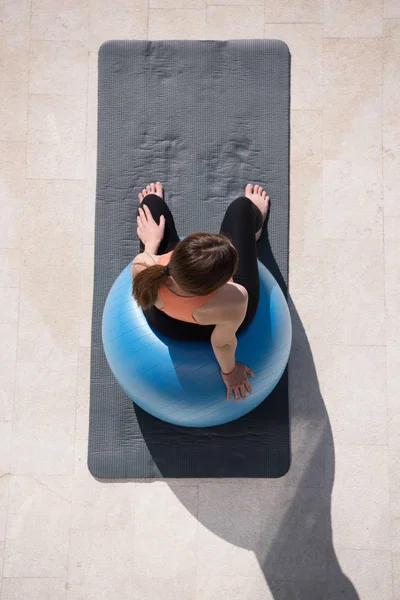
[
  {"x1": 138, "y1": 181, "x2": 163, "y2": 203},
  {"x1": 245, "y1": 183, "x2": 270, "y2": 241}
]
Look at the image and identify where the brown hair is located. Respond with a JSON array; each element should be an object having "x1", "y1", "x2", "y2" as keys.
[{"x1": 132, "y1": 232, "x2": 238, "y2": 310}]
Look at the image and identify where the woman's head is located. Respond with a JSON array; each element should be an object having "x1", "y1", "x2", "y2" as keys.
[{"x1": 132, "y1": 232, "x2": 238, "y2": 310}]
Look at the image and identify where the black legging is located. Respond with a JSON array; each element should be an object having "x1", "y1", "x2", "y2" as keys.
[{"x1": 137, "y1": 194, "x2": 263, "y2": 341}]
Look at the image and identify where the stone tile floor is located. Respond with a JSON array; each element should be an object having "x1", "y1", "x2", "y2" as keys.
[{"x1": 0, "y1": 0, "x2": 399, "y2": 598}]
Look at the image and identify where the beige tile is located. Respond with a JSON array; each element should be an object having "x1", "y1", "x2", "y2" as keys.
[
  {"x1": 323, "y1": 85, "x2": 382, "y2": 162},
  {"x1": 134, "y1": 484, "x2": 198, "y2": 578},
  {"x1": 322, "y1": 240, "x2": 385, "y2": 345},
  {"x1": 257, "y1": 487, "x2": 328, "y2": 582},
  {"x1": 0, "y1": 249, "x2": 21, "y2": 287},
  {"x1": 79, "y1": 244, "x2": 94, "y2": 347},
  {"x1": 327, "y1": 549, "x2": 392, "y2": 600},
  {"x1": 0, "y1": 288, "x2": 19, "y2": 324},
  {"x1": 149, "y1": 8, "x2": 207, "y2": 40},
  {"x1": 386, "y1": 312, "x2": 400, "y2": 446},
  {"x1": 0, "y1": 0, "x2": 29, "y2": 86},
  {"x1": 152, "y1": 0, "x2": 205, "y2": 6},
  {"x1": 384, "y1": 217, "x2": 400, "y2": 312},
  {"x1": 3, "y1": 475, "x2": 72, "y2": 577},
  {"x1": 265, "y1": 0, "x2": 323, "y2": 22},
  {"x1": 389, "y1": 447, "x2": 400, "y2": 494},
  {"x1": 71, "y1": 439, "x2": 135, "y2": 529},
  {"x1": 83, "y1": 183, "x2": 95, "y2": 245},
  {"x1": 264, "y1": 24, "x2": 323, "y2": 110},
  {"x1": 0, "y1": 82, "x2": 28, "y2": 141},
  {"x1": 89, "y1": 0, "x2": 147, "y2": 51},
  {"x1": 0, "y1": 475, "x2": 9, "y2": 542},
  {"x1": 324, "y1": 0, "x2": 383, "y2": 37},
  {"x1": 0, "y1": 422, "x2": 11, "y2": 476},
  {"x1": 291, "y1": 110, "x2": 323, "y2": 168},
  {"x1": 394, "y1": 555, "x2": 400, "y2": 600},
  {"x1": 0, "y1": 0, "x2": 30, "y2": 38},
  {"x1": 0, "y1": 371, "x2": 15, "y2": 422},
  {"x1": 383, "y1": 20, "x2": 400, "y2": 217},
  {"x1": 289, "y1": 252, "x2": 325, "y2": 343},
  {"x1": 131, "y1": 578, "x2": 196, "y2": 600},
  {"x1": 27, "y1": 94, "x2": 86, "y2": 179},
  {"x1": 392, "y1": 493, "x2": 400, "y2": 553},
  {"x1": 75, "y1": 346, "x2": 90, "y2": 440},
  {"x1": 324, "y1": 38, "x2": 383, "y2": 88},
  {"x1": 331, "y1": 484, "x2": 390, "y2": 550},
  {"x1": 0, "y1": 200, "x2": 23, "y2": 250},
  {"x1": 322, "y1": 159, "x2": 383, "y2": 240},
  {"x1": 11, "y1": 362, "x2": 77, "y2": 475},
  {"x1": 0, "y1": 423, "x2": 11, "y2": 542},
  {"x1": 327, "y1": 444, "x2": 389, "y2": 490},
  {"x1": 198, "y1": 482, "x2": 262, "y2": 577},
  {"x1": 0, "y1": 323, "x2": 17, "y2": 421},
  {"x1": 0, "y1": 540, "x2": 4, "y2": 576},
  {"x1": 31, "y1": 0, "x2": 89, "y2": 41},
  {"x1": 29, "y1": 41, "x2": 88, "y2": 96},
  {"x1": 384, "y1": 0, "x2": 400, "y2": 17},
  {"x1": 85, "y1": 52, "x2": 97, "y2": 188},
  {"x1": 0, "y1": 142, "x2": 25, "y2": 249},
  {"x1": 18, "y1": 262, "x2": 80, "y2": 364},
  {"x1": 22, "y1": 180, "x2": 83, "y2": 267},
  {"x1": 0, "y1": 578, "x2": 67, "y2": 600},
  {"x1": 289, "y1": 111, "x2": 323, "y2": 256},
  {"x1": 271, "y1": 419, "x2": 326, "y2": 489},
  {"x1": 320, "y1": 345, "x2": 387, "y2": 445},
  {"x1": 0, "y1": 36, "x2": 29, "y2": 84},
  {"x1": 68, "y1": 529, "x2": 135, "y2": 600},
  {"x1": 207, "y1": 5, "x2": 264, "y2": 39},
  {"x1": 197, "y1": 574, "x2": 272, "y2": 600}
]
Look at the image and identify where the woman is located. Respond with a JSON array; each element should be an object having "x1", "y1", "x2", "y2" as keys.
[{"x1": 132, "y1": 181, "x2": 270, "y2": 402}]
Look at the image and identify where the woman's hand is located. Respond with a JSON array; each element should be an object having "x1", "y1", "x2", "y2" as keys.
[
  {"x1": 137, "y1": 205, "x2": 165, "y2": 250},
  {"x1": 221, "y1": 362, "x2": 255, "y2": 401}
]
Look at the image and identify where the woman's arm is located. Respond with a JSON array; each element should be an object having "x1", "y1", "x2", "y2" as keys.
[{"x1": 210, "y1": 294, "x2": 247, "y2": 373}]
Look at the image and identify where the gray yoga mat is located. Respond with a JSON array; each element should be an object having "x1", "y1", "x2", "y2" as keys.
[{"x1": 89, "y1": 39, "x2": 291, "y2": 478}]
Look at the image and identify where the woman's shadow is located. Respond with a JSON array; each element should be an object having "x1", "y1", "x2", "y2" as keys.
[{"x1": 136, "y1": 235, "x2": 360, "y2": 599}]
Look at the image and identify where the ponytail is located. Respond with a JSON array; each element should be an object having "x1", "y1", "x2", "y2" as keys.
[{"x1": 132, "y1": 264, "x2": 168, "y2": 310}]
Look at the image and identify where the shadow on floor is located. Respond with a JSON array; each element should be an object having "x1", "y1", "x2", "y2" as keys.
[
  {"x1": 163, "y1": 237, "x2": 359, "y2": 599},
  {"x1": 95, "y1": 234, "x2": 360, "y2": 598}
]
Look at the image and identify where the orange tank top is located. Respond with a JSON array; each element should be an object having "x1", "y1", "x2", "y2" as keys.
[{"x1": 156, "y1": 250, "x2": 221, "y2": 324}]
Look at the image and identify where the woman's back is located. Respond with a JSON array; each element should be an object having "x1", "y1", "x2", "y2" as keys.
[{"x1": 134, "y1": 249, "x2": 248, "y2": 326}]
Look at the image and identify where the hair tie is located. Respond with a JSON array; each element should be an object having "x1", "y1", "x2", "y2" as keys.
[{"x1": 163, "y1": 265, "x2": 169, "y2": 276}]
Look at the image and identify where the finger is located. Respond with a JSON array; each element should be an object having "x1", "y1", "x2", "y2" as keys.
[
  {"x1": 143, "y1": 205, "x2": 154, "y2": 221},
  {"x1": 226, "y1": 387, "x2": 232, "y2": 401},
  {"x1": 246, "y1": 367, "x2": 255, "y2": 377},
  {"x1": 244, "y1": 379, "x2": 252, "y2": 394},
  {"x1": 234, "y1": 388, "x2": 240, "y2": 402},
  {"x1": 240, "y1": 384, "x2": 246, "y2": 399}
]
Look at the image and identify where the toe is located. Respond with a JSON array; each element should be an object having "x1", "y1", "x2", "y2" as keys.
[
  {"x1": 142, "y1": 188, "x2": 147, "y2": 195},
  {"x1": 262, "y1": 190, "x2": 266, "y2": 198},
  {"x1": 150, "y1": 182, "x2": 156, "y2": 193},
  {"x1": 146, "y1": 184, "x2": 152, "y2": 193},
  {"x1": 138, "y1": 192, "x2": 143, "y2": 202},
  {"x1": 245, "y1": 183, "x2": 253, "y2": 194},
  {"x1": 254, "y1": 184, "x2": 259, "y2": 194},
  {"x1": 155, "y1": 181, "x2": 163, "y2": 196}
]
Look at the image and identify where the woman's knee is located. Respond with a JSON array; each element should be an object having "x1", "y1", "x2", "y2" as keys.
[
  {"x1": 137, "y1": 194, "x2": 169, "y2": 222},
  {"x1": 222, "y1": 196, "x2": 255, "y2": 227}
]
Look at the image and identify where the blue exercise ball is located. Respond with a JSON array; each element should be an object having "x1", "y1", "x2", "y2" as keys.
[{"x1": 102, "y1": 260, "x2": 292, "y2": 427}]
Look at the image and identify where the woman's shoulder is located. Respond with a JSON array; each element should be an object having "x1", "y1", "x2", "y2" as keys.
[
  {"x1": 193, "y1": 282, "x2": 248, "y2": 326},
  {"x1": 131, "y1": 251, "x2": 156, "y2": 277},
  {"x1": 217, "y1": 281, "x2": 248, "y2": 302}
]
